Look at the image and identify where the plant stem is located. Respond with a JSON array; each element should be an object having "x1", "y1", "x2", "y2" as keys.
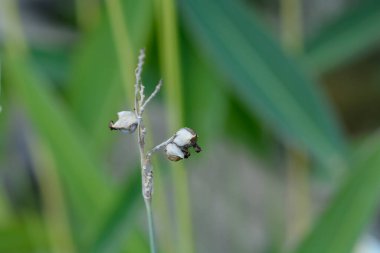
[
  {"x1": 145, "y1": 199, "x2": 157, "y2": 253},
  {"x1": 280, "y1": 0, "x2": 311, "y2": 249},
  {"x1": 280, "y1": 0, "x2": 303, "y2": 54},
  {"x1": 137, "y1": 120, "x2": 156, "y2": 253},
  {"x1": 137, "y1": 117, "x2": 156, "y2": 253},
  {"x1": 134, "y1": 49, "x2": 158, "y2": 253}
]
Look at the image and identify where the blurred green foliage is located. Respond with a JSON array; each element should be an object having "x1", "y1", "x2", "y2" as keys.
[{"x1": 1, "y1": 0, "x2": 380, "y2": 252}]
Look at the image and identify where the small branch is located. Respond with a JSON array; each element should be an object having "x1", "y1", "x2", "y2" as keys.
[
  {"x1": 146, "y1": 136, "x2": 174, "y2": 160},
  {"x1": 141, "y1": 80, "x2": 163, "y2": 113},
  {"x1": 139, "y1": 84, "x2": 145, "y2": 110}
]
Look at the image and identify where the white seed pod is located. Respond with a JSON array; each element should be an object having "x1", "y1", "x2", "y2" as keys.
[
  {"x1": 109, "y1": 111, "x2": 138, "y2": 134},
  {"x1": 173, "y1": 128, "x2": 197, "y2": 147},
  {"x1": 165, "y1": 143, "x2": 184, "y2": 161}
]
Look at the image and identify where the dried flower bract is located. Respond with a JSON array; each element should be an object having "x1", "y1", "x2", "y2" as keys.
[{"x1": 109, "y1": 111, "x2": 138, "y2": 133}]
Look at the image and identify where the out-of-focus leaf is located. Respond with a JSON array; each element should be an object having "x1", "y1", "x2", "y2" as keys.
[
  {"x1": 294, "y1": 132, "x2": 380, "y2": 253},
  {"x1": 88, "y1": 169, "x2": 141, "y2": 253},
  {"x1": 302, "y1": 0, "x2": 380, "y2": 73},
  {"x1": 30, "y1": 46, "x2": 70, "y2": 84},
  {"x1": 0, "y1": 220, "x2": 49, "y2": 253},
  {"x1": 182, "y1": 38, "x2": 227, "y2": 142},
  {"x1": 5, "y1": 54, "x2": 112, "y2": 239},
  {"x1": 180, "y1": 0, "x2": 347, "y2": 167},
  {"x1": 67, "y1": 0, "x2": 153, "y2": 152},
  {"x1": 124, "y1": 230, "x2": 149, "y2": 253},
  {"x1": 225, "y1": 96, "x2": 273, "y2": 157}
]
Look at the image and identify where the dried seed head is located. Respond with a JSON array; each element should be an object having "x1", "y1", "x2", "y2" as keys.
[
  {"x1": 165, "y1": 143, "x2": 184, "y2": 161},
  {"x1": 109, "y1": 111, "x2": 138, "y2": 134},
  {"x1": 173, "y1": 127, "x2": 201, "y2": 153},
  {"x1": 163, "y1": 128, "x2": 202, "y2": 162},
  {"x1": 173, "y1": 128, "x2": 197, "y2": 147}
]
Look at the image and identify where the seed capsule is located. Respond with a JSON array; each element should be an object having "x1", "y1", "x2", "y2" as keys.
[
  {"x1": 109, "y1": 111, "x2": 138, "y2": 134},
  {"x1": 165, "y1": 143, "x2": 184, "y2": 161},
  {"x1": 173, "y1": 128, "x2": 197, "y2": 147},
  {"x1": 173, "y1": 127, "x2": 201, "y2": 153}
]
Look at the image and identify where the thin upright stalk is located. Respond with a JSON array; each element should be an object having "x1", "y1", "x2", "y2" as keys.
[
  {"x1": 105, "y1": 2, "x2": 157, "y2": 251},
  {"x1": 132, "y1": 49, "x2": 163, "y2": 253},
  {"x1": 137, "y1": 116, "x2": 157, "y2": 253},
  {"x1": 29, "y1": 137, "x2": 76, "y2": 253},
  {"x1": 105, "y1": 0, "x2": 135, "y2": 101},
  {"x1": 145, "y1": 199, "x2": 157, "y2": 253},
  {"x1": 280, "y1": 0, "x2": 311, "y2": 249},
  {"x1": 155, "y1": 0, "x2": 194, "y2": 252}
]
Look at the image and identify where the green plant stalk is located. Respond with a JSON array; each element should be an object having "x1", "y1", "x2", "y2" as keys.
[
  {"x1": 280, "y1": 0, "x2": 312, "y2": 249},
  {"x1": 28, "y1": 136, "x2": 77, "y2": 253},
  {"x1": 137, "y1": 117, "x2": 157, "y2": 253},
  {"x1": 152, "y1": 162, "x2": 176, "y2": 253},
  {"x1": 145, "y1": 199, "x2": 157, "y2": 253},
  {"x1": 280, "y1": 0, "x2": 303, "y2": 54},
  {"x1": 106, "y1": 2, "x2": 159, "y2": 252},
  {"x1": 2, "y1": 0, "x2": 28, "y2": 55},
  {"x1": 105, "y1": 0, "x2": 135, "y2": 102},
  {"x1": 155, "y1": 0, "x2": 194, "y2": 252}
]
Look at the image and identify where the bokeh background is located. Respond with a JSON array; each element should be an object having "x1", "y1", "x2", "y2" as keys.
[{"x1": 1, "y1": 0, "x2": 380, "y2": 252}]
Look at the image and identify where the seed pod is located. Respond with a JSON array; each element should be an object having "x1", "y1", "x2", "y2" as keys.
[
  {"x1": 109, "y1": 111, "x2": 138, "y2": 134},
  {"x1": 173, "y1": 127, "x2": 201, "y2": 153},
  {"x1": 173, "y1": 128, "x2": 197, "y2": 147},
  {"x1": 165, "y1": 143, "x2": 184, "y2": 161}
]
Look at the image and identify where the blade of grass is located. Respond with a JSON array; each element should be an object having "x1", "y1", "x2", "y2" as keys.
[
  {"x1": 0, "y1": 221, "x2": 48, "y2": 252},
  {"x1": 29, "y1": 136, "x2": 77, "y2": 253},
  {"x1": 2, "y1": 1, "x2": 113, "y2": 243},
  {"x1": 294, "y1": 132, "x2": 380, "y2": 253},
  {"x1": 89, "y1": 169, "x2": 141, "y2": 253},
  {"x1": 152, "y1": 160, "x2": 177, "y2": 253},
  {"x1": 181, "y1": 39, "x2": 228, "y2": 143},
  {"x1": 155, "y1": 0, "x2": 194, "y2": 252},
  {"x1": 21, "y1": 212, "x2": 50, "y2": 252},
  {"x1": 180, "y1": 0, "x2": 347, "y2": 168},
  {"x1": 105, "y1": 0, "x2": 135, "y2": 100},
  {"x1": 280, "y1": 0, "x2": 312, "y2": 250},
  {"x1": 5, "y1": 54, "x2": 113, "y2": 244},
  {"x1": 302, "y1": 0, "x2": 380, "y2": 73}
]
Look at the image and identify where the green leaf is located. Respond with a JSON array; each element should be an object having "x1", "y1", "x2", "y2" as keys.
[
  {"x1": 302, "y1": 0, "x2": 380, "y2": 73},
  {"x1": 88, "y1": 169, "x2": 141, "y2": 253},
  {"x1": 5, "y1": 54, "x2": 113, "y2": 241},
  {"x1": 180, "y1": 0, "x2": 347, "y2": 167},
  {"x1": 181, "y1": 38, "x2": 228, "y2": 143},
  {"x1": 30, "y1": 46, "x2": 70, "y2": 84},
  {"x1": 0, "y1": 219, "x2": 49, "y2": 253},
  {"x1": 294, "y1": 133, "x2": 380, "y2": 253}
]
